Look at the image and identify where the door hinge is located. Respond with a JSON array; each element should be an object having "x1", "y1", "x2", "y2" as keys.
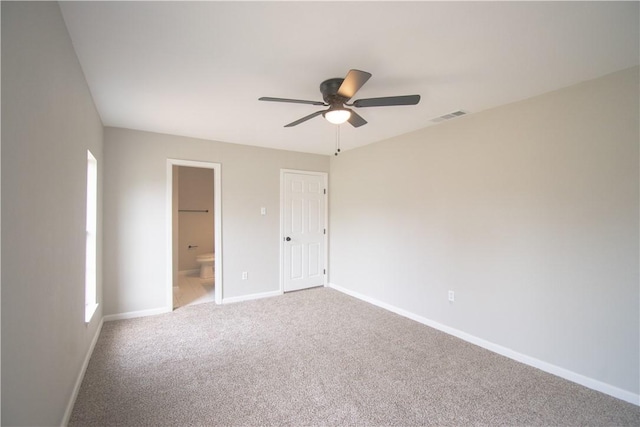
[
  {"x1": 323, "y1": 228, "x2": 326, "y2": 235},
  {"x1": 324, "y1": 188, "x2": 326, "y2": 195},
  {"x1": 323, "y1": 269, "x2": 326, "y2": 275}
]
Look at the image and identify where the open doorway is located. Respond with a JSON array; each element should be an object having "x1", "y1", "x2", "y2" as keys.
[
  {"x1": 166, "y1": 159, "x2": 222, "y2": 309},
  {"x1": 173, "y1": 166, "x2": 214, "y2": 307}
]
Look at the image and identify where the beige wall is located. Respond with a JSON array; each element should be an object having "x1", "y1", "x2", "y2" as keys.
[
  {"x1": 329, "y1": 67, "x2": 639, "y2": 396},
  {"x1": 103, "y1": 127, "x2": 329, "y2": 313},
  {"x1": 177, "y1": 166, "x2": 215, "y2": 271},
  {"x1": 1, "y1": 2, "x2": 104, "y2": 425}
]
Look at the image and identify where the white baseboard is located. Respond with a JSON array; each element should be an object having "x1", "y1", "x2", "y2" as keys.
[
  {"x1": 103, "y1": 306, "x2": 171, "y2": 322},
  {"x1": 61, "y1": 317, "x2": 104, "y2": 426},
  {"x1": 223, "y1": 290, "x2": 282, "y2": 304},
  {"x1": 328, "y1": 283, "x2": 640, "y2": 406}
]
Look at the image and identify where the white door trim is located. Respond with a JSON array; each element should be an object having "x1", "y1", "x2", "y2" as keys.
[
  {"x1": 279, "y1": 169, "x2": 328, "y2": 293},
  {"x1": 166, "y1": 159, "x2": 222, "y2": 308}
]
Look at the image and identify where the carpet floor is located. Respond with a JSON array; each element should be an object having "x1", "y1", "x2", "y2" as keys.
[{"x1": 70, "y1": 287, "x2": 639, "y2": 426}]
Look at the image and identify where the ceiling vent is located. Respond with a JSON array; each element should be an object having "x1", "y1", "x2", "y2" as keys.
[{"x1": 431, "y1": 110, "x2": 468, "y2": 123}]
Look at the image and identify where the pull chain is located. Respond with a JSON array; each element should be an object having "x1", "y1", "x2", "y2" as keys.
[{"x1": 334, "y1": 125, "x2": 342, "y2": 156}]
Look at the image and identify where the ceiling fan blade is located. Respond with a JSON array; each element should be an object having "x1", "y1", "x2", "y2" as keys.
[
  {"x1": 284, "y1": 110, "x2": 326, "y2": 127},
  {"x1": 259, "y1": 97, "x2": 326, "y2": 106},
  {"x1": 353, "y1": 94, "x2": 421, "y2": 108},
  {"x1": 347, "y1": 110, "x2": 367, "y2": 128},
  {"x1": 337, "y1": 69, "x2": 372, "y2": 100}
]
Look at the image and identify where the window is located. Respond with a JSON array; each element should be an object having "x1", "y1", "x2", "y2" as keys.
[{"x1": 85, "y1": 150, "x2": 98, "y2": 323}]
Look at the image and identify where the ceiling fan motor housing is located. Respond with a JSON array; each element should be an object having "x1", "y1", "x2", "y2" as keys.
[{"x1": 320, "y1": 78, "x2": 347, "y2": 105}]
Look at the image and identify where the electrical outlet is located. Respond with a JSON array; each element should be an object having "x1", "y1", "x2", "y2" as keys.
[
  {"x1": 242, "y1": 271, "x2": 248, "y2": 280},
  {"x1": 448, "y1": 290, "x2": 455, "y2": 302}
]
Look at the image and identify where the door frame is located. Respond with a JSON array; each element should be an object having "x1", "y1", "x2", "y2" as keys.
[
  {"x1": 166, "y1": 159, "x2": 222, "y2": 308},
  {"x1": 279, "y1": 169, "x2": 328, "y2": 293}
]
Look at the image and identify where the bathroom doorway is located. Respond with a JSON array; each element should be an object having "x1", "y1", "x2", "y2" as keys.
[{"x1": 166, "y1": 159, "x2": 222, "y2": 310}]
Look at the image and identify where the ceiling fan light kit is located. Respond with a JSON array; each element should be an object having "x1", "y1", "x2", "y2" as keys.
[
  {"x1": 323, "y1": 108, "x2": 351, "y2": 124},
  {"x1": 259, "y1": 69, "x2": 421, "y2": 128}
]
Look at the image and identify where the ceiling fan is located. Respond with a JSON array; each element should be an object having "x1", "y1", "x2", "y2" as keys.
[{"x1": 259, "y1": 69, "x2": 420, "y2": 128}]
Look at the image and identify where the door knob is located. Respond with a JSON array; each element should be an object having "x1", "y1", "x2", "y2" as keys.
[{"x1": 285, "y1": 237, "x2": 291, "y2": 241}]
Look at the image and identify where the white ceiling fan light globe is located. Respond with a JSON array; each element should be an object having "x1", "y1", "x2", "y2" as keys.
[{"x1": 324, "y1": 109, "x2": 351, "y2": 125}]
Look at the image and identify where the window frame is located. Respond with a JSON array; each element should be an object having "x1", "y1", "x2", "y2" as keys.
[{"x1": 85, "y1": 150, "x2": 98, "y2": 323}]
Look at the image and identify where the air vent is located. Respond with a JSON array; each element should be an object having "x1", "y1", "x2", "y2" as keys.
[{"x1": 431, "y1": 110, "x2": 468, "y2": 123}]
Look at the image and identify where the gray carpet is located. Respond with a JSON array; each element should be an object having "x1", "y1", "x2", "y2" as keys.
[{"x1": 70, "y1": 287, "x2": 639, "y2": 426}]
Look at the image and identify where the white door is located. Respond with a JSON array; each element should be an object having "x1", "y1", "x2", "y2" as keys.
[{"x1": 282, "y1": 171, "x2": 327, "y2": 292}]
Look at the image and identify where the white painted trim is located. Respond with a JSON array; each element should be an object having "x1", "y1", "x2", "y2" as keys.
[
  {"x1": 166, "y1": 159, "x2": 222, "y2": 308},
  {"x1": 279, "y1": 169, "x2": 329, "y2": 293},
  {"x1": 222, "y1": 290, "x2": 282, "y2": 304},
  {"x1": 103, "y1": 307, "x2": 171, "y2": 322},
  {"x1": 328, "y1": 283, "x2": 640, "y2": 406},
  {"x1": 61, "y1": 317, "x2": 104, "y2": 426}
]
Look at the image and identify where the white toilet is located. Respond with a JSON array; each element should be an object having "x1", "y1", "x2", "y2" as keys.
[{"x1": 196, "y1": 253, "x2": 215, "y2": 280}]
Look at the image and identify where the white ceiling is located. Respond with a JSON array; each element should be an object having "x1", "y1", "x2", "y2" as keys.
[{"x1": 59, "y1": 1, "x2": 639, "y2": 155}]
